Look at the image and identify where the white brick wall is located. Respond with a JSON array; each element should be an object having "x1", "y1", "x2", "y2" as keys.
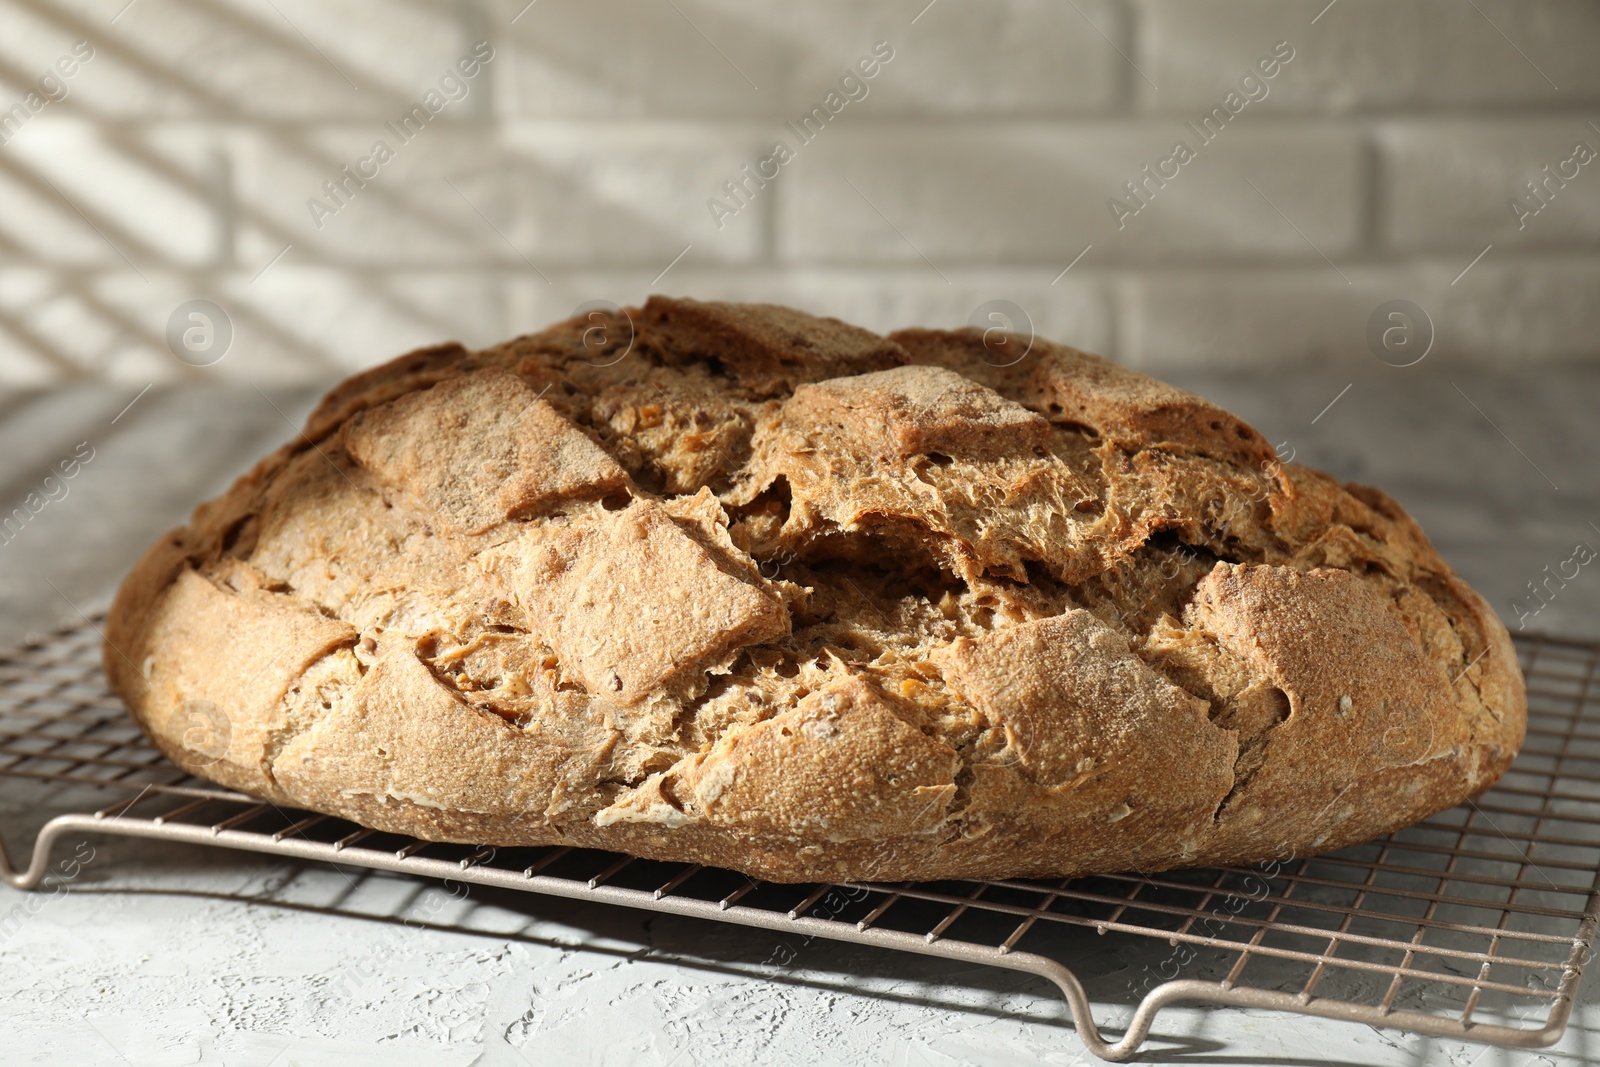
[
  {"x1": 0, "y1": 0, "x2": 1595, "y2": 384},
  {"x1": 1379, "y1": 118, "x2": 1600, "y2": 250},
  {"x1": 1134, "y1": 0, "x2": 1600, "y2": 110},
  {"x1": 776, "y1": 123, "x2": 1365, "y2": 264}
]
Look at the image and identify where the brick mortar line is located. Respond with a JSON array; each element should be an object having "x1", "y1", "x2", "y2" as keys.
[
  {"x1": 14, "y1": 109, "x2": 1600, "y2": 131},
  {"x1": 2, "y1": 253, "x2": 1599, "y2": 276}
]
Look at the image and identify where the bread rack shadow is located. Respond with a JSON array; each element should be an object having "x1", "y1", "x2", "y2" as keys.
[{"x1": 2, "y1": 620, "x2": 1596, "y2": 1063}]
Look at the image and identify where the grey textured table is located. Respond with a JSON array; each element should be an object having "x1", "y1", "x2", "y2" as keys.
[{"x1": 1, "y1": 370, "x2": 1597, "y2": 1066}]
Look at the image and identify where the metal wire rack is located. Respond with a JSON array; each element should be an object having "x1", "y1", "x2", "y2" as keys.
[{"x1": 1, "y1": 619, "x2": 1596, "y2": 1062}]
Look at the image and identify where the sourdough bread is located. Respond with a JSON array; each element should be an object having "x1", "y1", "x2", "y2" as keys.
[{"x1": 104, "y1": 297, "x2": 1526, "y2": 882}]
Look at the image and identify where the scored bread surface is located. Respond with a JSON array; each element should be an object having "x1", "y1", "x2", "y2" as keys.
[{"x1": 104, "y1": 297, "x2": 1526, "y2": 882}]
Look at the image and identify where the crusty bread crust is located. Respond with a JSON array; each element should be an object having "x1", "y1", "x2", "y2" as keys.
[{"x1": 103, "y1": 297, "x2": 1525, "y2": 882}]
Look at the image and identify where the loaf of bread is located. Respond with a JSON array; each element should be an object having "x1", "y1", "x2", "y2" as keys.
[{"x1": 104, "y1": 297, "x2": 1525, "y2": 882}]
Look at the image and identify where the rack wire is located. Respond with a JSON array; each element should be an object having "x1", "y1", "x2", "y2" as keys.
[{"x1": 1, "y1": 618, "x2": 1596, "y2": 1062}]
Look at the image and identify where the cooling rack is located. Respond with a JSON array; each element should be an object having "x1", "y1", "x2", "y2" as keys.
[{"x1": 1, "y1": 619, "x2": 1596, "y2": 1063}]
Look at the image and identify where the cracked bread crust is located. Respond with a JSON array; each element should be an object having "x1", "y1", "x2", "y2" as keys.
[{"x1": 104, "y1": 296, "x2": 1526, "y2": 882}]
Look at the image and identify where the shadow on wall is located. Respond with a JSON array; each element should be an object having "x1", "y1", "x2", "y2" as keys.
[{"x1": 0, "y1": 0, "x2": 499, "y2": 381}]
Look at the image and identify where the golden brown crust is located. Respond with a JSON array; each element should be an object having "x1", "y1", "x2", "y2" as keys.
[
  {"x1": 343, "y1": 368, "x2": 631, "y2": 533},
  {"x1": 104, "y1": 296, "x2": 1527, "y2": 882}
]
